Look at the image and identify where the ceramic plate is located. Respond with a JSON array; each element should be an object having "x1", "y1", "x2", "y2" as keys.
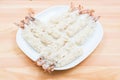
[{"x1": 16, "y1": 5, "x2": 103, "y2": 70}]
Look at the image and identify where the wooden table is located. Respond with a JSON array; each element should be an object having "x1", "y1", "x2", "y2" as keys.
[{"x1": 0, "y1": 0, "x2": 120, "y2": 80}]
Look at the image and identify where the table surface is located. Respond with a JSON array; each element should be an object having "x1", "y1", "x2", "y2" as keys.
[{"x1": 0, "y1": 0, "x2": 120, "y2": 80}]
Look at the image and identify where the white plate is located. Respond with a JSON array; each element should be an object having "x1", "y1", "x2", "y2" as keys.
[{"x1": 16, "y1": 5, "x2": 103, "y2": 70}]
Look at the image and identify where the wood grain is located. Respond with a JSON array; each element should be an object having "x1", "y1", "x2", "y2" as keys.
[{"x1": 0, "y1": 0, "x2": 120, "y2": 80}]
